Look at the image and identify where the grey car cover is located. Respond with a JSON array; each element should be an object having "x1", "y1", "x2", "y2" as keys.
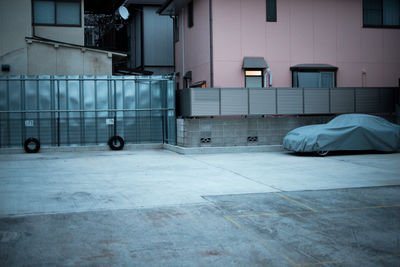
[{"x1": 283, "y1": 114, "x2": 400, "y2": 152}]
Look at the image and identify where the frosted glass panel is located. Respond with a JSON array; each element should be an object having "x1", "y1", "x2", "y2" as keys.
[
  {"x1": 33, "y1": 1, "x2": 55, "y2": 24},
  {"x1": 298, "y1": 73, "x2": 320, "y2": 88},
  {"x1": 321, "y1": 72, "x2": 334, "y2": 88},
  {"x1": 383, "y1": 0, "x2": 400, "y2": 26},
  {"x1": 363, "y1": 0, "x2": 382, "y2": 26},
  {"x1": 246, "y1": 77, "x2": 262, "y2": 88},
  {"x1": 56, "y1": 2, "x2": 80, "y2": 25}
]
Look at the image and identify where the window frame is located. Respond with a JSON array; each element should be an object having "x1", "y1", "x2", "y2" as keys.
[
  {"x1": 266, "y1": 0, "x2": 277, "y2": 22},
  {"x1": 363, "y1": 0, "x2": 400, "y2": 28},
  {"x1": 32, "y1": 0, "x2": 82, "y2": 27},
  {"x1": 245, "y1": 69, "x2": 264, "y2": 88},
  {"x1": 292, "y1": 70, "x2": 337, "y2": 88}
]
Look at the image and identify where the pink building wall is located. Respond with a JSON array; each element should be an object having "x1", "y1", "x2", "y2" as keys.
[
  {"x1": 206, "y1": 0, "x2": 400, "y2": 88},
  {"x1": 175, "y1": 0, "x2": 211, "y2": 88}
]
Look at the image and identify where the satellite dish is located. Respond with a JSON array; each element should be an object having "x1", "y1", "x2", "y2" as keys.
[{"x1": 118, "y1": 6, "x2": 130, "y2": 20}]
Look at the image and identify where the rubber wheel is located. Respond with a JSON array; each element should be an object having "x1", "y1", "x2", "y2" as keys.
[
  {"x1": 24, "y1": 137, "x2": 40, "y2": 153},
  {"x1": 108, "y1": 136, "x2": 124, "y2": 150}
]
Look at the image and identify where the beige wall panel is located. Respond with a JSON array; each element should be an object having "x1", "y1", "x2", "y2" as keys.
[
  {"x1": 0, "y1": 0, "x2": 31, "y2": 55},
  {"x1": 35, "y1": 26, "x2": 84, "y2": 46},
  {"x1": 56, "y1": 47, "x2": 83, "y2": 75},
  {"x1": 0, "y1": 47, "x2": 28, "y2": 75},
  {"x1": 83, "y1": 51, "x2": 112, "y2": 75},
  {"x1": 27, "y1": 43, "x2": 57, "y2": 75},
  {"x1": 0, "y1": 0, "x2": 31, "y2": 75}
]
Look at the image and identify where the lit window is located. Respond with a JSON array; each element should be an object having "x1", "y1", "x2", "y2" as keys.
[
  {"x1": 33, "y1": 0, "x2": 81, "y2": 26},
  {"x1": 363, "y1": 0, "x2": 400, "y2": 27}
]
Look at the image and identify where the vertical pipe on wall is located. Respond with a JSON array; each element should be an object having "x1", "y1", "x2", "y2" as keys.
[
  {"x1": 209, "y1": 0, "x2": 214, "y2": 87},
  {"x1": 36, "y1": 78, "x2": 40, "y2": 142},
  {"x1": 66, "y1": 79, "x2": 70, "y2": 145},
  {"x1": 361, "y1": 69, "x2": 366, "y2": 87},
  {"x1": 113, "y1": 80, "x2": 117, "y2": 138},
  {"x1": 94, "y1": 77, "x2": 98, "y2": 144},
  {"x1": 80, "y1": 77, "x2": 85, "y2": 146},
  {"x1": 57, "y1": 80, "x2": 60, "y2": 146},
  {"x1": 20, "y1": 79, "x2": 25, "y2": 146},
  {"x1": 181, "y1": 8, "x2": 185, "y2": 87}
]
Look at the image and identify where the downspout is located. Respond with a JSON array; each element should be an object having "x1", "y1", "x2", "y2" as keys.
[
  {"x1": 264, "y1": 67, "x2": 272, "y2": 87},
  {"x1": 209, "y1": 0, "x2": 214, "y2": 87},
  {"x1": 170, "y1": 15, "x2": 176, "y2": 75},
  {"x1": 140, "y1": 7, "x2": 144, "y2": 70},
  {"x1": 181, "y1": 8, "x2": 185, "y2": 88},
  {"x1": 361, "y1": 69, "x2": 366, "y2": 87}
]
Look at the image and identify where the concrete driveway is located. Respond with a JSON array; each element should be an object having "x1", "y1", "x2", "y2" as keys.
[{"x1": 1, "y1": 149, "x2": 399, "y2": 266}]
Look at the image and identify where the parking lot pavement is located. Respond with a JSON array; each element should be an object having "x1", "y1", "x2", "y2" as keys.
[
  {"x1": 1, "y1": 149, "x2": 399, "y2": 217},
  {"x1": 1, "y1": 186, "x2": 399, "y2": 266},
  {"x1": 0, "y1": 149, "x2": 400, "y2": 266}
]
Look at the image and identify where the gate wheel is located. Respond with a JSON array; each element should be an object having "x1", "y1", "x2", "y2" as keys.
[
  {"x1": 108, "y1": 136, "x2": 125, "y2": 151},
  {"x1": 24, "y1": 137, "x2": 40, "y2": 153}
]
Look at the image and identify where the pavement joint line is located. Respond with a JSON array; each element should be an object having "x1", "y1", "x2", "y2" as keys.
[
  {"x1": 298, "y1": 253, "x2": 400, "y2": 266},
  {"x1": 273, "y1": 192, "x2": 318, "y2": 212},
  {"x1": 224, "y1": 215, "x2": 299, "y2": 266},
  {"x1": 183, "y1": 155, "x2": 281, "y2": 192},
  {"x1": 233, "y1": 203, "x2": 400, "y2": 218}
]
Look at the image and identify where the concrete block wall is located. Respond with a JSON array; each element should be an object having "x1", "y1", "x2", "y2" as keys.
[{"x1": 177, "y1": 116, "x2": 335, "y2": 147}]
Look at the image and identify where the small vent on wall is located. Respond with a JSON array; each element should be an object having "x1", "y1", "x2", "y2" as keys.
[
  {"x1": 247, "y1": 136, "x2": 258, "y2": 142},
  {"x1": 200, "y1": 137, "x2": 211, "y2": 143}
]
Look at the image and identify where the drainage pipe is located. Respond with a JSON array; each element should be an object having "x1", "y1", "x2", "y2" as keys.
[
  {"x1": 181, "y1": 8, "x2": 185, "y2": 87},
  {"x1": 264, "y1": 68, "x2": 272, "y2": 87}
]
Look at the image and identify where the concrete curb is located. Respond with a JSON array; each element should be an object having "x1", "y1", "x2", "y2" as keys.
[
  {"x1": 1, "y1": 143, "x2": 283, "y2": 155},
  {"x1": 163, "y1": 144, "x2": 284, "y2": 154},
  {"x1": 0, "y1": 143, "x2": 164, "y2": 154}
]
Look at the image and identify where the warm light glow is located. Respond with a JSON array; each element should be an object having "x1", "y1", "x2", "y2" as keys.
[{"x1": 245, "y1": 70, "x2": 262, "y2": 76}]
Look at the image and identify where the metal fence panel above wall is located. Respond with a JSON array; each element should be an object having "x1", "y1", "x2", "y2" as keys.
[
  {"x1": 0, "y1": 75, "x2": 176, "y2": 149},
  {"x1": 220, "y1": 88, "x2": 248, "y2": 115},
  {"x1": 249, "y1": 88, "x2": 276, "y2": 115},
  {"x1": 179, "y1": 87, "x2": 398, "y2": 117},
  {"x1": 355, "y1": 88, "x2": 380, "y2": 113},
  {"x1": 190, "y1": 88, "x2": 219, "y2": 116},
  {"x1": 330, "y1": 88, "x2": 355, "y2": 114},
  {"x1": 304, "y1": 88, "x2": 330, "y2": 114},
  {"x1": 277, "y1": 88, "x2": 303, "y2": 114}
]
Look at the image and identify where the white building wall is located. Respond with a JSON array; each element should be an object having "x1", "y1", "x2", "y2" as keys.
[
  {"x1": 1, "y1": 0, "x2": 115, "y2": 75},
  {"x1": 27, "y1": 42, "x2": 112, "y2": 75},
  {"x1": 0, "y1": 0, "x2": 32, "y2": 75}
]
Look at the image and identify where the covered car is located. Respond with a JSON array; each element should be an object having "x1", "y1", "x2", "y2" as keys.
[{"x1": 283, "y1": 114, "x2": 400, "y2": 155}]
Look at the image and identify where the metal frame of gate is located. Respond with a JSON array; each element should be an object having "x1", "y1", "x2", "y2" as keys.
[{"x1": 0, "y1": 75, "x2": 176, "y2": 148}]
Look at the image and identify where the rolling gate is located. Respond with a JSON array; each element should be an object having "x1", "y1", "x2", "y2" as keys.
[{"x1": 0, "y1": 76, "x2": 176, "y2": 152}]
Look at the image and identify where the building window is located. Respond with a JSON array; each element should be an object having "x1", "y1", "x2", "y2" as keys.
[
  {"x1": 291, "y1": 64, "x2": 338, "y2": 88},
  {"x1": 33, "y1": 0, "x2": 81, "y2": 26},
  {"x1": 188, "y1": 1, "x2": 194, "y2": 28},
  {"x1": 173, "y1": 16, "x2": 179, "y2": 42},
  {"x1": 363, "y1": 0, "x2": 400, "y2": 27},
  {"x1": 245, "y1": 70, "x2": 263, "y2": 88},
  {"x1": 292, "y1": 72, "x2": 335, "y2": 88},
  {"x1": 266, "y1": 0, "x2": 277, "y2": 22}
]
